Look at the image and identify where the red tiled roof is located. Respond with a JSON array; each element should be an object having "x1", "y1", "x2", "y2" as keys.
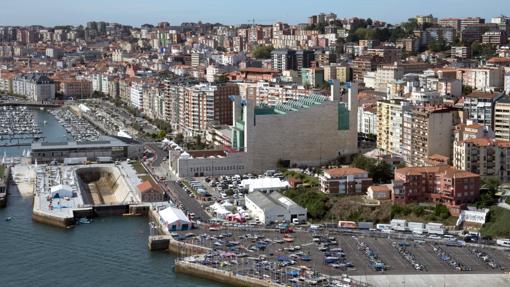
[
  {"x1": 325, "y1": 167, "x2": 368, "y2": 177},
  {"x1": 137, "y1": 181, "x2": 156, "y2": 193}
]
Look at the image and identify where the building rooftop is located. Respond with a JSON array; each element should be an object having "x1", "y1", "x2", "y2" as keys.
[
  {"x1": 32, "y1": 136, "x2": 129, "y2": 150},
  {"x1": 255, "y1": 94, "x2": 328, "y2": 115},
  {"x1": 246, "y1": 191, "x2": 305, "y2": 213},
  {"x1": 465, "y1": 91, "x2": 502, "y2": 99},
  {"x1": 324, "y1": 167, "x2": 368, "y2": 178},
  {"x1": 396, "y1": 165, "x2": 478, "y2": 179}
]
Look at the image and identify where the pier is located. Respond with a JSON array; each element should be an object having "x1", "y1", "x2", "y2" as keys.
[{"x1": 0, "y1": 101, "x2": 60, "y2": 108}]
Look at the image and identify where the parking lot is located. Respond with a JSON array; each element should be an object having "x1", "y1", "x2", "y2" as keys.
[{"x1": 172, "y1": 226, "x2": 510, "y2": 278}]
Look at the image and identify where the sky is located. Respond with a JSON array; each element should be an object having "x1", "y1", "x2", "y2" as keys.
[{"x1": 1, "y1": 0, "x2": 510, "y2": 27}]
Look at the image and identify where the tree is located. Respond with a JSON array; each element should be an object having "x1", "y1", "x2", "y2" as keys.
[
  {"x1": 427, "y1": 38, "x2": 449, "y2": 52},
  {"x1": 285, "y1": 187, "x2": 328, "y2": 219},
  {"x1": 351, "y1": 155, "x2": 393, "y2": 184},
  {"x1": 477, "y1": 177, "x2": 500, "y2": 208},
  {"x1": 174, "y1": 133, "x2": 184, "y2": 145},
  {"x1": 252, "y1": 45, "x2": 274, "y2": 59},
  {"x1": 462, "y1": 85, "x2": 473, "y2": 96}
]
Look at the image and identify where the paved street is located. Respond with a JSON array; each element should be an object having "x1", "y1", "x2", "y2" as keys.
[{"x1": 164, "y1": 180, "x2": 211, "y2": 221}]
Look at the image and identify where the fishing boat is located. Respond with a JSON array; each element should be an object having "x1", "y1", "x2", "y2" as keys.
[{"x1": 5, "y1": 216, "x2": 13, "y2": 221}]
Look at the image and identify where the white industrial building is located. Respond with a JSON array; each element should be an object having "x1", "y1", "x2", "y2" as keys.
[
  {"x1": 244, "y1": 191, "x2": 307, "y2": 225},
  {"x1": 240, "y1": 177, "x2": 290, "y2": 193},
  {"x1": 158, "y1": 206, "x2": 191, "y2": 231}
]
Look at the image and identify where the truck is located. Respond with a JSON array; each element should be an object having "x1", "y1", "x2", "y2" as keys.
[
  {"x1": 376, "y1": 224, "x2": 392, "y2": 232},
  {"x1": 407, "y1": 222, "x2": 425, "y2": 234},
  {"x1": 390, "y1": 219, "x2": 407, "y2": 231},
  {"x1": 426, "y1": 222, "x2": 445, "y2": 235},
  {"x1": 338, "y1": 220, "x2": 357, "y2": 229},
  {"x1": 357, "y1": 221, "x2": 374, "y2": 230}
]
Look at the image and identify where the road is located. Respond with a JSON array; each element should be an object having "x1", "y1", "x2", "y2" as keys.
[
  {"x1": 164, "y1": 180, "x2": 211, "y2": 222},
  {"x1": 143, "y1": 143, "x2": 211, "y2": 222}
]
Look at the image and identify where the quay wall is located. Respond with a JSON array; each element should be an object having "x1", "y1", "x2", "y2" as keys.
[
  {"x1": 0, "y1": 165, "x2": 11, "y2": 208},
  {"x1": 32, "y1": 209, "x2": 75, "y2": 228},
  {"x1": 175, "y1": 261, "x2": 284, "y2": 287}
]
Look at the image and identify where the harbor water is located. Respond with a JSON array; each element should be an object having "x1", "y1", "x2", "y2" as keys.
[
  {"x1": 0, "y1": 106, "x2": 225, "y2": 287},
  {"x1": 0, "y1": 190, "x2": 224, "y2": 287}
]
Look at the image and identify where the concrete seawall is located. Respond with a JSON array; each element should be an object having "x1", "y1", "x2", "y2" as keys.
[
  {"x1": 0, "y1": 165, "x2": 12, "y2": 208},
  {"x1": 32, "y1": 209, "x2": 75, "y2": 228},
  {"x1": 175, "y1": 261, "x2": 284, "y2": 287}
]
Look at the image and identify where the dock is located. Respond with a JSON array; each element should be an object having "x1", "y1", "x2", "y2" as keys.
[{"x1": 175, "y1": 260, "x2": 285, "y2": 287}]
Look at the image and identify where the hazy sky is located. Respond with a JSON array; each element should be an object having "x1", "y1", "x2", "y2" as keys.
[{"x1": 2, "y1": 0, "x2": 510, "y2": 26}]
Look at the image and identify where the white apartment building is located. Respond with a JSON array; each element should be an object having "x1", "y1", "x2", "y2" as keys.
[
  {"x1": 130, "y1": 81, "x2": 146, "y2": 110},
  {"x1": 13, "y1": 73, "x2": 55, "y2": 102},
  {"x1": 495, "y1": 98, "x2": 510, "y2": 140},
  {"x1": 459, "y1": 68, "x2": 505, "y2": 92},
  {"x1": 357, "y1": 105, "x2": 377, "y2": 136},
  {"x1": 504, "y1": 72, "x2": 510, "y2": 94},
  {"x1": 375, "y1": 65, "x2": 404, "y2": 93}
]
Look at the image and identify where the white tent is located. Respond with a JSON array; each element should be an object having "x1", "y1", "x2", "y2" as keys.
[
  {"x1": 241, "y1": 177, "x2": 290, "y2": 193},
  {"x1": 159, "y1": 206, "x2": 191, "y2": 231},
  {"x1": 210, "y1": 202, "x2": 231, "y2": 218},
  {"x1": 50, "y1": 184, "x2": 73, "y2": 198},
  {"x1": 221, "y1": 201, "x2": 234, "y2": 211}
]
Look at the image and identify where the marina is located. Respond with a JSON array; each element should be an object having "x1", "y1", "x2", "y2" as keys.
[
  {"x1": 49, "y1": 108, "x2": 103, "y2": 142},
  {"x1": 0, "y1": 106, "x2": 42, "y2": 140}
]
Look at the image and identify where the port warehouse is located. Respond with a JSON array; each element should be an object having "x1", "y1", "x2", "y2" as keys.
[
  {"x1": 30, "y1": 135, "x2": 142, "y2": 163},
  {"x1": 338, "y1": 219, "x2": 447, "y2": 235}
]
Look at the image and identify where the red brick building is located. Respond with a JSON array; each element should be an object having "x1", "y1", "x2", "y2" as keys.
[{"x1": 393, "y1": 166, "x2": 480, "y2": 216}]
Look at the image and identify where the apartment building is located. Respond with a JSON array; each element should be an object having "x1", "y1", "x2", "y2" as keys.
[
  {"x1": 352, "y1": 55, "x2": 383, "y2": 82},
  {"x1": 357, "y1": 104, "x2": 377, "y2": 137},
  {"x1": 271, "y1": 48, "x2": 297, "y2": 71},
  {"x1": 13, "y1": 73, "x2": 55, "y2": 102},
  {"x1": 454, "y1": 137, "x2": 510, "y2": 183},
  {"x1": 394, "y1": 166, "x2": 480, "y2": 216},
  {"x1": 60, "y1": 79, "x2": 92, "y2": 98},
  {"x1": 376, "y1": 99, "x2": 410, "y2": 156},
  {"x1": 439, "y1": 18, "x2": 461, "y2": 31},
  {"x1": 494, "y1": 98, "x2": 510, "y2": 140},
  {"x1": 451, "y1": 46, "x2": 471, "y2": 59},
  {"x1": 335, "y1": 65, "x2": 351, "y2": 83},
  {"x1": 320, "y1": 167, "x2": 373, "y2": 194},
  {"x1": 301, "y1": 68, "x2": 324, "y2": 88},
  {"x1": 401, "y1": 106, "x2": 460, "y2": 166},
  {"x1": 463, "y1": 91, "x2": 505, "y2": 129},
  {"x1": 179, "y1": 83, "x2": 239, "y2": 136},
  {"x1": 374, "y1": 65, "x2": 404, "y2": 93},
  {"x1": 458, "y1": 68, "x2": 505, "y2": 91},
  {"x1": 130, "y1": 81, "x2": 146, "y2": 110},
  {"x1": 482, "y1": 31, "x2": 508, "y2": 46}
]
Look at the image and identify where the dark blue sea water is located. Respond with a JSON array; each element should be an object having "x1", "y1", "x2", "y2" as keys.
[
  {"x1": 0, "y1": 183, "x2": 224, "y2": 287},
  {"x1": 0, "y1": 107, "x2": 224, "y2": 287}
]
